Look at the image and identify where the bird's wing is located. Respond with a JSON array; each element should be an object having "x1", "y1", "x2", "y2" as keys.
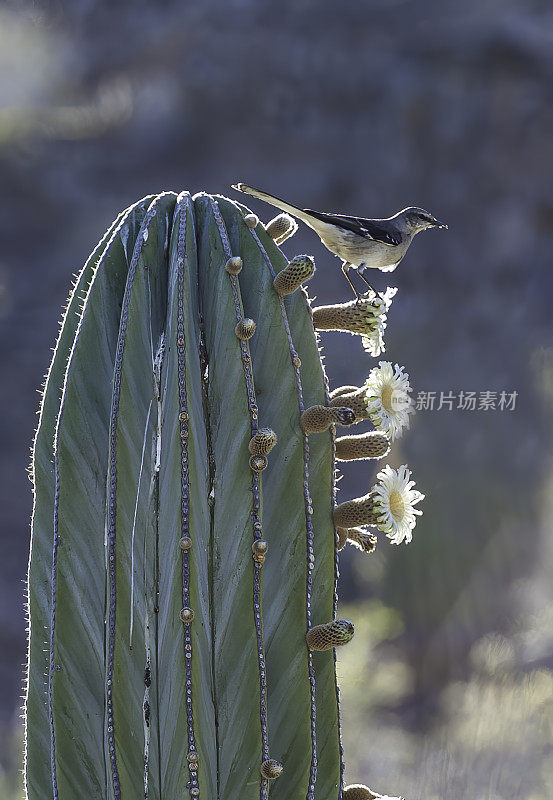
[{"x1": 303, "y1": 209, "x2": 401, "y2": 246}]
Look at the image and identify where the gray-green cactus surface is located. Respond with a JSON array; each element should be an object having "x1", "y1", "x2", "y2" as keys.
[{"x1": 26, "y1": 191, "x2": 346, "y2": 800}]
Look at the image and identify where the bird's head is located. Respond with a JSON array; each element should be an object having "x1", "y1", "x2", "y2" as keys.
[{"x1": 402, "y1": 207, "x2": 447, "y2": 233}]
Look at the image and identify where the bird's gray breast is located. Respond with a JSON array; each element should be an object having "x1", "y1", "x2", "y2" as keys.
[{"x1": 321, "y1": 229, "x2": 410, "y2": 269}]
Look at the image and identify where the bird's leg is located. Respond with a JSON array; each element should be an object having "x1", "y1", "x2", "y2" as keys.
[
  {"x1": 341, "y1": 262, "x2": 362, "y2": 302},
  {"x1": 357, "y1": 266, "x2": 381, "y2": 300}
]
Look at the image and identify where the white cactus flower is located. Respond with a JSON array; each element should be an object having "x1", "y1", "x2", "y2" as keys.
[
  {"x1": 372, "y1": 464, "x2": 424, "y2": 544},
  {"x1": 364, "y1": 361, "x2": 414, "y2": 441}
]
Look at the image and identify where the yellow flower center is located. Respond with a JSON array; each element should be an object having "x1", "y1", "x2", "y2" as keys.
[
  {"x1": 388, "y1": 490, "x2": 405, "y2": 520},
  {"x1": 381, "y1": 383, "x2": 394, "y2": 412}
]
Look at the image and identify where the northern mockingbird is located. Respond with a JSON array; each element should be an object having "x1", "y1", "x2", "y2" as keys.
[{"x1": 232, "y1": 183, "x2": 447, "y2": 299}]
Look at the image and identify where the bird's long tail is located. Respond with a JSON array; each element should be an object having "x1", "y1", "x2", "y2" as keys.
[{"x1": 232, "y1": 183, "x2": 312, "y2": 224}]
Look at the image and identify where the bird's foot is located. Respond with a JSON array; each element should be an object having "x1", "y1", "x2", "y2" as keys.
[
  {"x1": 357, "y1": 270, "x2": 381, "y2": 300},
  {"x1": 362, "y1": 288, "x2": 382, "y2": 302}
]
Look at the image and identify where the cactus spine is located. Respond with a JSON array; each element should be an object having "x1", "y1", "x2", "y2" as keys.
[{"x1": 26, "y1": 189, "x2": 420, "y2": 800}]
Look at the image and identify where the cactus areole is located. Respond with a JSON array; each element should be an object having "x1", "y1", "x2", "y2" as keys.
[{"x1": 26, "y1": 191, "x2": 420, "y2": 799}]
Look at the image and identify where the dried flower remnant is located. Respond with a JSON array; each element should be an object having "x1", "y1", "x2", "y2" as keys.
[{"x1": 312, "y1": 288, "x2": 397, "y2": 356}]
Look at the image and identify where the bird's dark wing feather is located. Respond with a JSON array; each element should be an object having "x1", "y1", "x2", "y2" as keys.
[{"x1": 304, "y1": 209, "x2": 401, "y2": 246}]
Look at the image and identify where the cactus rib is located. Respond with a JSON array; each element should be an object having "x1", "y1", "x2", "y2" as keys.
[
  {"x1": 46, "y1": 203, "x2": 139, "y2": 800},
  {"x1": 217, "y1": 194, "x2": 335, "y2": 798},
  {"x1": 175, "y1": 196, "x2": 200, "y2": 798},
  {"x1": 311, "y1": 295, "x2": 347, "y2": 797},
  {"x1": 245, "y1": 225, "x2": 320, "y2": 799},
  {"x1": 245, "y1": 210, "x2": 345, "y2": 799},
  {"x1": 207, "y1": 197, "x2": 271, "y2": 797},
  {"x1": 105, "y1": 200, "x2": 166, "y2": 799}
]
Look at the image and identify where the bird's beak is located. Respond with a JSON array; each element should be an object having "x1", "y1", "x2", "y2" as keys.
[{"x1": 433, "y1": 219, "x2": 448, "y2": 229}]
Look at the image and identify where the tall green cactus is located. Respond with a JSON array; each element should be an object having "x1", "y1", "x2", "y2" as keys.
[{"x1": 25, "y1": 190, "x2": 421, "y2": 800}]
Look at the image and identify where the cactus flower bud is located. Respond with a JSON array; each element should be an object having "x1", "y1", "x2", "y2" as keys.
[
  {"x1": 235, "y1": 318, "x2": 257, "y2": 340},
  {"x1": 265, "y1": 213, "x2": 298, "y2": 244},
  {"x1": 301, "y1": 405, "x2": 356, "y2": 434},
  {"x1": 329, "y1": 387, "x2": 370, "y2": 421},
  {"x1": 306, "y1": 619, "x2": 354, "y2": 651},
  {"x1": 260, "y1": 759, "x2": 283, "y2": 779},
  {"x1": 335, "y1": 432, "x2": 390, "y2": 461},
  {"x1": 248, "y1": 428, "x2": 277, "y2": 455},
  {"x1": 273, "y1": 255, "x2": 315, "y2": 296},
  {"x1": 225, "y1": 256, "x2": 243, "y2": 275}
]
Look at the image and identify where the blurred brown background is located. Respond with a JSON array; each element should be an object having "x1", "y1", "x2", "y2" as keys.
[{"x1": 1, "y1": 1, "x2": 553, "y2": 797}]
